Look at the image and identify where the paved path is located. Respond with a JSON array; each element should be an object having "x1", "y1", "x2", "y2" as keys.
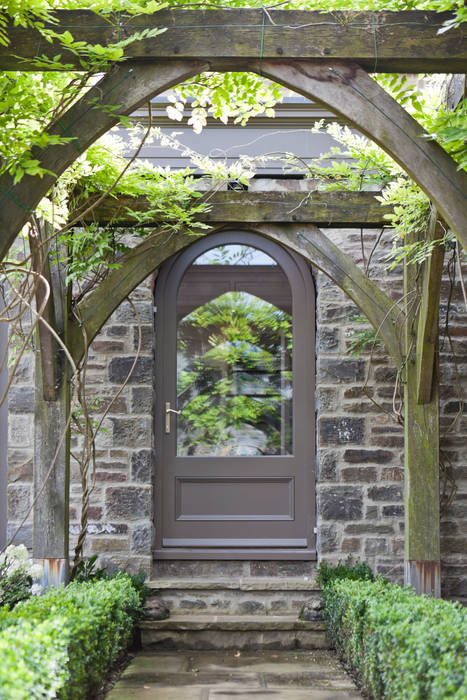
[{"x1": 106, "y1": 649, "x2": 362, "y2": 699}]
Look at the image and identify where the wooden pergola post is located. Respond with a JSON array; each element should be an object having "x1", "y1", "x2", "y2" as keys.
[
  {"x1": 30, "y1": 225, "x2": 70, "y2": 585},
  {"x1": 403, "y1": 214, "x2": 444, "y2": 596}
]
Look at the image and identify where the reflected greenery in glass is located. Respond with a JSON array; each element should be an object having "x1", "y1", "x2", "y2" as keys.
[{"x1": 177, "y1": 291, "x2": 292, "y2": 456}]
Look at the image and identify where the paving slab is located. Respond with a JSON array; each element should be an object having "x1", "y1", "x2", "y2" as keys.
[
  {"x1": 183, "y1": 650, "x2": 345, "y2": 674},
  {"x1": 116, "y1": 672, "x2": 261, "y2": 687},
  {"x1": 106, "y1": 650, "x2": 362, "y2": 700},
  {"x1": 107, "y1": 688, "x2": 205, "y2": 700},
  {"x1": 120, "y1": 654, "x2": 190, "y2": 676}
]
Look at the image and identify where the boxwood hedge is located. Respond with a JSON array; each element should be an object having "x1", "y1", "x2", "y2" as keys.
[
  {"x1": 0, "y1": 574, "x2": 143, "y2": 700},
  {"x1": 322, "y1": 577, "x2": 467, "y2": 699}
]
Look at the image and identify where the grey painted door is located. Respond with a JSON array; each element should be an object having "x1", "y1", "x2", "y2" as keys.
[{"x1": 154, "y1": 231, "x2": 316, "y2": 559}]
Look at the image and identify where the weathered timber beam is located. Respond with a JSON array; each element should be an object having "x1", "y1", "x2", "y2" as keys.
[
  {"x1": 253, "y1": 60, "x2": 467, "y2": 251},
  {"x1": 0, "y1": 60, "x2": 207, "y2": 262},
  {"x1": 416, "y1": 212, "x2": 445, "y2": 404},
  {"x1": 70, "y1": 223, "x2": 402, "y2": 369},
  {"x1": 2, "y1": 10, "x2": 465, "y2": 72},
  {"x1": 28, "y1": 227, "x2": 58, "y2": 401},
  {"x1": 82, "y1": 190, "x2": 392, "y2": 228}
]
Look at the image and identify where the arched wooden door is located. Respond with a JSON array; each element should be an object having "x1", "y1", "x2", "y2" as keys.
[{"x1": 154, "y1": 231, "x2": 316, "y2": 559}]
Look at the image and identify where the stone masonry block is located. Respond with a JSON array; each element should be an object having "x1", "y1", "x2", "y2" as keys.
[
  {"x1": 133, "y1": 325, "x2": 154, "y2": 352},
  {"x1": 14, "y1": 355, "x2": 33, "y2": 382},
  {"x1": 317, "y1": 450, "x2": 337, "y2": 481},
  {"x1": 382, "y1": 506, "x2": 404, "y2": 519},
  {"x1": 106, "y1": 325, "x2": 129, "y2": 338},
  {"x1": 365, "y1": 538, "x2": 388, "y2": 555},
  {"x1": 91, "y1": 340, "x2": 125, "y2": 354},
  {"x1": 381, "y1": 467, "x2": 404, "y2": 481},
  {"x1": 318, "y1": 524, "x2": 338, "y2": 553},
  {"x1": 319, "y1": 486, "x2": 363, "y2": 521},
  {"x1": 132, "y1": 523, "x2": 152, "y2": 553},
  {"x1": 7, "y1": 523, "x2": 32, "y2": 548},
  {"x1": 345, "y1": 523, "x2": 394, "y2": 535},
  {"x1": 342, "y1": 538, "x2": 361, "y2": 553},
  {"x1": 106, "y1": 486, "x2": 151, "y2": 521},
  {"x1": 132, "y1": 387, "x2": 153, "y2": 414},
  {"x1": 368, "y1": 485, "x2": 403, "y2": 502},
  {"x1": 111, "y1": 417, "x2": 151, "y2": 448},
  {"x1": 318, "y1": 303, "x2": 359, "y2": 324},
  {"x1": 316, "y1": 388, "x2": 339, "y2": 413},
  {"x1": 8, "y1": 484, "x2": 31, "y2": 520},
  {"x1": 8, "y1": 451, "x2": 33, "y2": 482},
  {"x1": 108, "y1": 356, "x2": 152, "y2": 385},
  {"x1": 8, "y1": 415, "x2": 33, "y2": 448},
  {"x1": 115, "y1": 300, "x2": 153, "y2": 324},
  {"x1": 7, "y1": 387, "x2": 34, "y2": 413},
  {"x1": 341, "y1": 467, "x2": 377, "y2": 483},
  {"x1": 343, "y1": 449, "x2": 393, "y2": 463},
  {"x1": 319, "y1": 417, "x2": 364, "y2": 445},
  {"x1": 318, "y1": 358, "x2": 365, "y2": 383},
  {"x1": 131, "y1": 450, "x2": 152, "y2": 483},
  {"x1": 317, "y1": 327, "x2": 339, "y2": 352}
]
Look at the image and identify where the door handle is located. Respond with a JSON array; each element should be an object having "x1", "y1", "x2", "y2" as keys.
[{"x1": 165, "y1": 402, "x2": 181, "y2": 434}]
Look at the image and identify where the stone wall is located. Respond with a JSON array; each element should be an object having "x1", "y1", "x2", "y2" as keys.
[
  {"x1": 6, "y1": 227, "x2": 467, "y2": 599},
  {"x1": 315, "y1": 229, "x2": 406, "y2": 582}
]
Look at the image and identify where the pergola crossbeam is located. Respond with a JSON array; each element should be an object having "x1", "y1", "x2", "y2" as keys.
[
  {"x1": 83, "y1": 189, "x2": 393, "y2": 228},
  {"x1": 2, "y1": 10, "x2": 465, "y2": 72}
]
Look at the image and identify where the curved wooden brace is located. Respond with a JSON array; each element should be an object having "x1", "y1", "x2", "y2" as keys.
[
  {"x1": 249, "y1": 60, "x2": 467, "y2": 250},
  {"x1": 252, "y1": 223, "x2": 403, "y2": 367},
  {"x1": 71, "y1": 224, "x2": 402, "y2": 368},
  {"x1": 0, "y1": 59, "x2": 208, "y2": 261},
  {"x1": 69, "y1": 227, "x2": 201, "y2": 363}
]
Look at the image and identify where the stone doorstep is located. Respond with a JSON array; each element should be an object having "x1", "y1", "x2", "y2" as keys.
[
  {"x1": 144, "y1": 579, "x2": 323, "y2": 618},
  {"x1": 141, "y1": 630, "x2": 330, "y2": 652},
  {"x1": 140, "y1": 615, "x2": 330, "y2": 651},
  {"x1": 146, "y1": 578, "x2": 320, "y2": 591},
  {"x1": 141, "y1": 615, "x2": 326, "y2": 632}
]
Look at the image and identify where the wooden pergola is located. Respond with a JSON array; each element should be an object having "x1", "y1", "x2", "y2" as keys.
[{"x1": 1, "y1": 9, "x2": 466, "y2": 595}]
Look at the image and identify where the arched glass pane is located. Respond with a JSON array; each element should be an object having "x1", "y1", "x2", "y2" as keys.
[{"x1": 176, "y1": 245, "x2": 293, "y2": 456}]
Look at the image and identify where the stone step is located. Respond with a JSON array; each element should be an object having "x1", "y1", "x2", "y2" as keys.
[
  {"x1": 145, "y1": 578, "x2": 321, "y2": 616},
  {"x1": 140, "y1": 614, "x2": 330, "y2": 651},
  {"x1": 151, "y1": 560, "x2": 318, "y2": 580}
]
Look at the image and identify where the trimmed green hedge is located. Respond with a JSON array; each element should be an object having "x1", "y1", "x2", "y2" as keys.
[
  {"x1": 323, "y1": 578, "x2": 467, "y2": 699},
  {"x1": 0, "y1": 574, "x2": 143, "y2": 700}
]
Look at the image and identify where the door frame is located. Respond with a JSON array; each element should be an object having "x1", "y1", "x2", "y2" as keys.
[{"x1": 153, "y1": 229, "x2": 317, "y2": 559}]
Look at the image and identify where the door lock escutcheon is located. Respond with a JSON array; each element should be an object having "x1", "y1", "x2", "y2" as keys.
[{"x1": 165, "y1": 402, "x2": 181, "y2": 434}]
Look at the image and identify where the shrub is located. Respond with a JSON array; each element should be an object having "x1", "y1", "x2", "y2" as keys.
[
  {"x1": 0, "y1": 545, "x2": 43, "y2": 609},
  {"x1": 0, "y1": 574, "x2": 143, "y2": 700},
  {"x1": 316, "y1": 558, "x2": 374, "y2": 588},
  {"x1": 0, "y1": 618, "x2": 69, "y2": 699},
  {"x1": 322, "y1": 578, "x2": 467, "y2": 699},
  {"x1": 72, "y1": 554, "x2": 149, "y2": 604}
]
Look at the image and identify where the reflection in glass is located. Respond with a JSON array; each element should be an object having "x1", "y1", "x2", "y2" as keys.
[{"x1": 176, "y1": 245, "x2": 293, "y2": 456}]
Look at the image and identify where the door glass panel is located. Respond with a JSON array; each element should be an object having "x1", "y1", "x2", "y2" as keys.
[{"x1": 176, "y1": 245, "x2": 293, "y2": 456}]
